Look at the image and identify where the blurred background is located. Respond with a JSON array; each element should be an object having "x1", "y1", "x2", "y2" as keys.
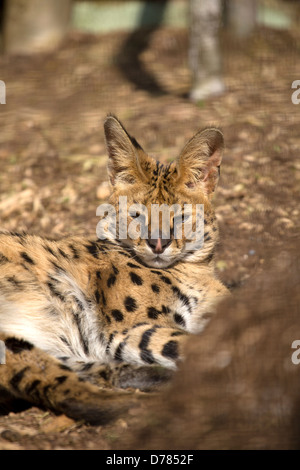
[{"x1": 0, "y1": 0, "x2": 299, "y2": 290}]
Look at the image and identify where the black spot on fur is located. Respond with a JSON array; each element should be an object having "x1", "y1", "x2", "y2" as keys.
[
  {"x1": 44, "y1": 244, "x2": 57, "y2": 257},
  {"x1": 42, "y1": 383, "x2": 52, "y2": 397},
  {"x1": 161, "y1": 275, "x2": 172, "y2": 285},
  {"x1": 115, "y1": 247, "x2": 132, "y2": 259},
  {"x1": 95, "y1": 290, "x2": 100, "y2": 304},
  {"x1": 106, "y1": 333, "x2": 115, "y2": 353},
  {"x1": 5, "y1": 338, "x2": 34, "y2": 353},
  {"x1": 21, "y1": 252, "x2": 35, "y2": 264},
  {"x1": 59, "y1": 363, "x2": 72, "y2": 372},
  {"x1": 132, "y1": 322, "x2": 148, "y2": 329},
  {"x1": 107, "y1": 273, "x2": 116, "y2": 288},
  {"x1": 147, "y1": 307, "x2": 161, "y2": 319},
  {"x1": 127, "y1": 262, "x2": 141, "y2": 269},
  {"x1": 86, "y1": 242, "x2": 99, "y2": 258},
  {"x1": 99, "y1": 369, "x2": 109, "y2": 381},
  {"x1": 73, "y1": 311, "x2": 89, "y2": 355},
  {"x1": 162, "y1": 340, "x2": 179, "y2": 360},
  {"x1": 59, "y1": 336, "x2": 72, "y2": 350},
  {"x1": 151, "y1": 283, "x2": 160, "y2": 293},
  {"x1": 112, "y1": 264, "x2": 119, "y2": 275},
  {"x1": 99, "y1": 332, "x2": 106, "y2": 344},
  {"x1": 171, "y1": 331, "x2": 185, "y2": 337},
  {"x1": 162, "y1": 305, "x2": 170, "y2": 314},
  {"x1": 10, "y1": 367, "x2": 30, "y2": 391},
  {"x1": 139, "y1": 327, "x2": 156, "y2": 350},
  {"x1": 101, "y1": 290, "x2": 107, "y2": 306},
  {"x1": 58, "y1": 248, "x2": 68, "y2": 258},
  {"x1": 150, "y1": 269, "x2": 163, "y2": 275},
  {"x1": 55, "y1": 375, "x2": 68, "y2": 384},
  {"x1": 172, "y1": 286, "x2": 191, "y2": 310},
  {"x1": 69, "y1": 244, "x2": 79, "y2": 259},
  {"x1": 114, "y1": 342, "x2": 125, "y2": 362},
  {"x1": 80, "y1": 362, "x2": 94, "y2": 372},
  {"x1": 47, "y1": 281, "x2": 65, "y2": 302},
  {"x1": 205, "y1": 252, "x2": 214, "y2": 263},
  {"x1": 8, "y1": 232, "x2": 24, "y2": 237},
  {"x1": 74, "y1": 291, "x2": 88, "y2": 311},
  {"x1": 0, "y1": 253, "x2": 9, "y2": 263},
  {"x1": 124, "y1": 296, "x2": 137, "y2": 312},
  {"x1": 25, "y1": 379, "x2": 41, "y2": 396},
  {"x1": 129, "y1": 271, "x2": 143, "y2": 286},
  {"x1": 7, "y1": 276, "x2": 22, "y2": 288},
  {"x1": 96, "y1": 270, "x2": 102, "y2": 279},
  {"x1": 111, "y1": 309, "x2": 124, "y2": 322},
  {"x1": 174, "y1": 313, "x2": 186, "y2": 327},
  {"x1": 51, "y1": 261, "x2": 64, "y2": 273},
  {"x1": 139, "y1": 328, "x2": 156, "y2": 364},
  {"x1": 140, "y1": 349, "x2": 155, "y2": 364}
]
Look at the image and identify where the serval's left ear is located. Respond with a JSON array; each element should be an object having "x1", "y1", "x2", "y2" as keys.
[{"x1": 177, "y1": 127, "x2": 224, "y2": 198}]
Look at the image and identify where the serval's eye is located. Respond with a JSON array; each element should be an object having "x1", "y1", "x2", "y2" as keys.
[{"x1": 129, "y1": 211, "x2": 141, "y2": 219}]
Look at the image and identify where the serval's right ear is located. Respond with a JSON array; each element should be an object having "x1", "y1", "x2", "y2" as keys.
[{"x1": 104, "y1": 115, "x2": 147, "y2": 188}]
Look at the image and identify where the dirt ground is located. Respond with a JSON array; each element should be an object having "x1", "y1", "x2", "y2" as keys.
[{"x1": 0, "y1": 25, "x2": 299, "y2": 450}]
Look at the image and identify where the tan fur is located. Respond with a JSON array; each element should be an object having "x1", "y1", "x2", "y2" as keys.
[{"x1": 0, "y1": 116, "x2": 228, "y2": 424}]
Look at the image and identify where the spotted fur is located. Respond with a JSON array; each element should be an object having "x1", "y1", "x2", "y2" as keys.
[{"x1": 0, "y1": 116, "x2": 228, "y2": 424}]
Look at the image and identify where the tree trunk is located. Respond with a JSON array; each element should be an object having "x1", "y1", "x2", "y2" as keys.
[
  {"x1": 225, "y1": 0, "x2": 257, "y2": 38},
  {"x1": 3, "y1": 0, "x2": 72, "y2": 55},
  {"x1": 189, "y1": 0, "x2": 225, "y2": 101}
]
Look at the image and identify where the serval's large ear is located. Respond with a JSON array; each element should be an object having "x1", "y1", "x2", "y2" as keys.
[
  {"x1": 104, "y1": 115, "x2": 146, "y2": 187},
  {"x1": 177, "y1": 127, "x2": 224, "y2": 198}
]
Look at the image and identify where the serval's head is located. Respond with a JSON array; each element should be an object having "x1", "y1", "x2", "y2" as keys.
[{"x1": 101, "y1": 115, "x2": 224, "y2": 268}]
